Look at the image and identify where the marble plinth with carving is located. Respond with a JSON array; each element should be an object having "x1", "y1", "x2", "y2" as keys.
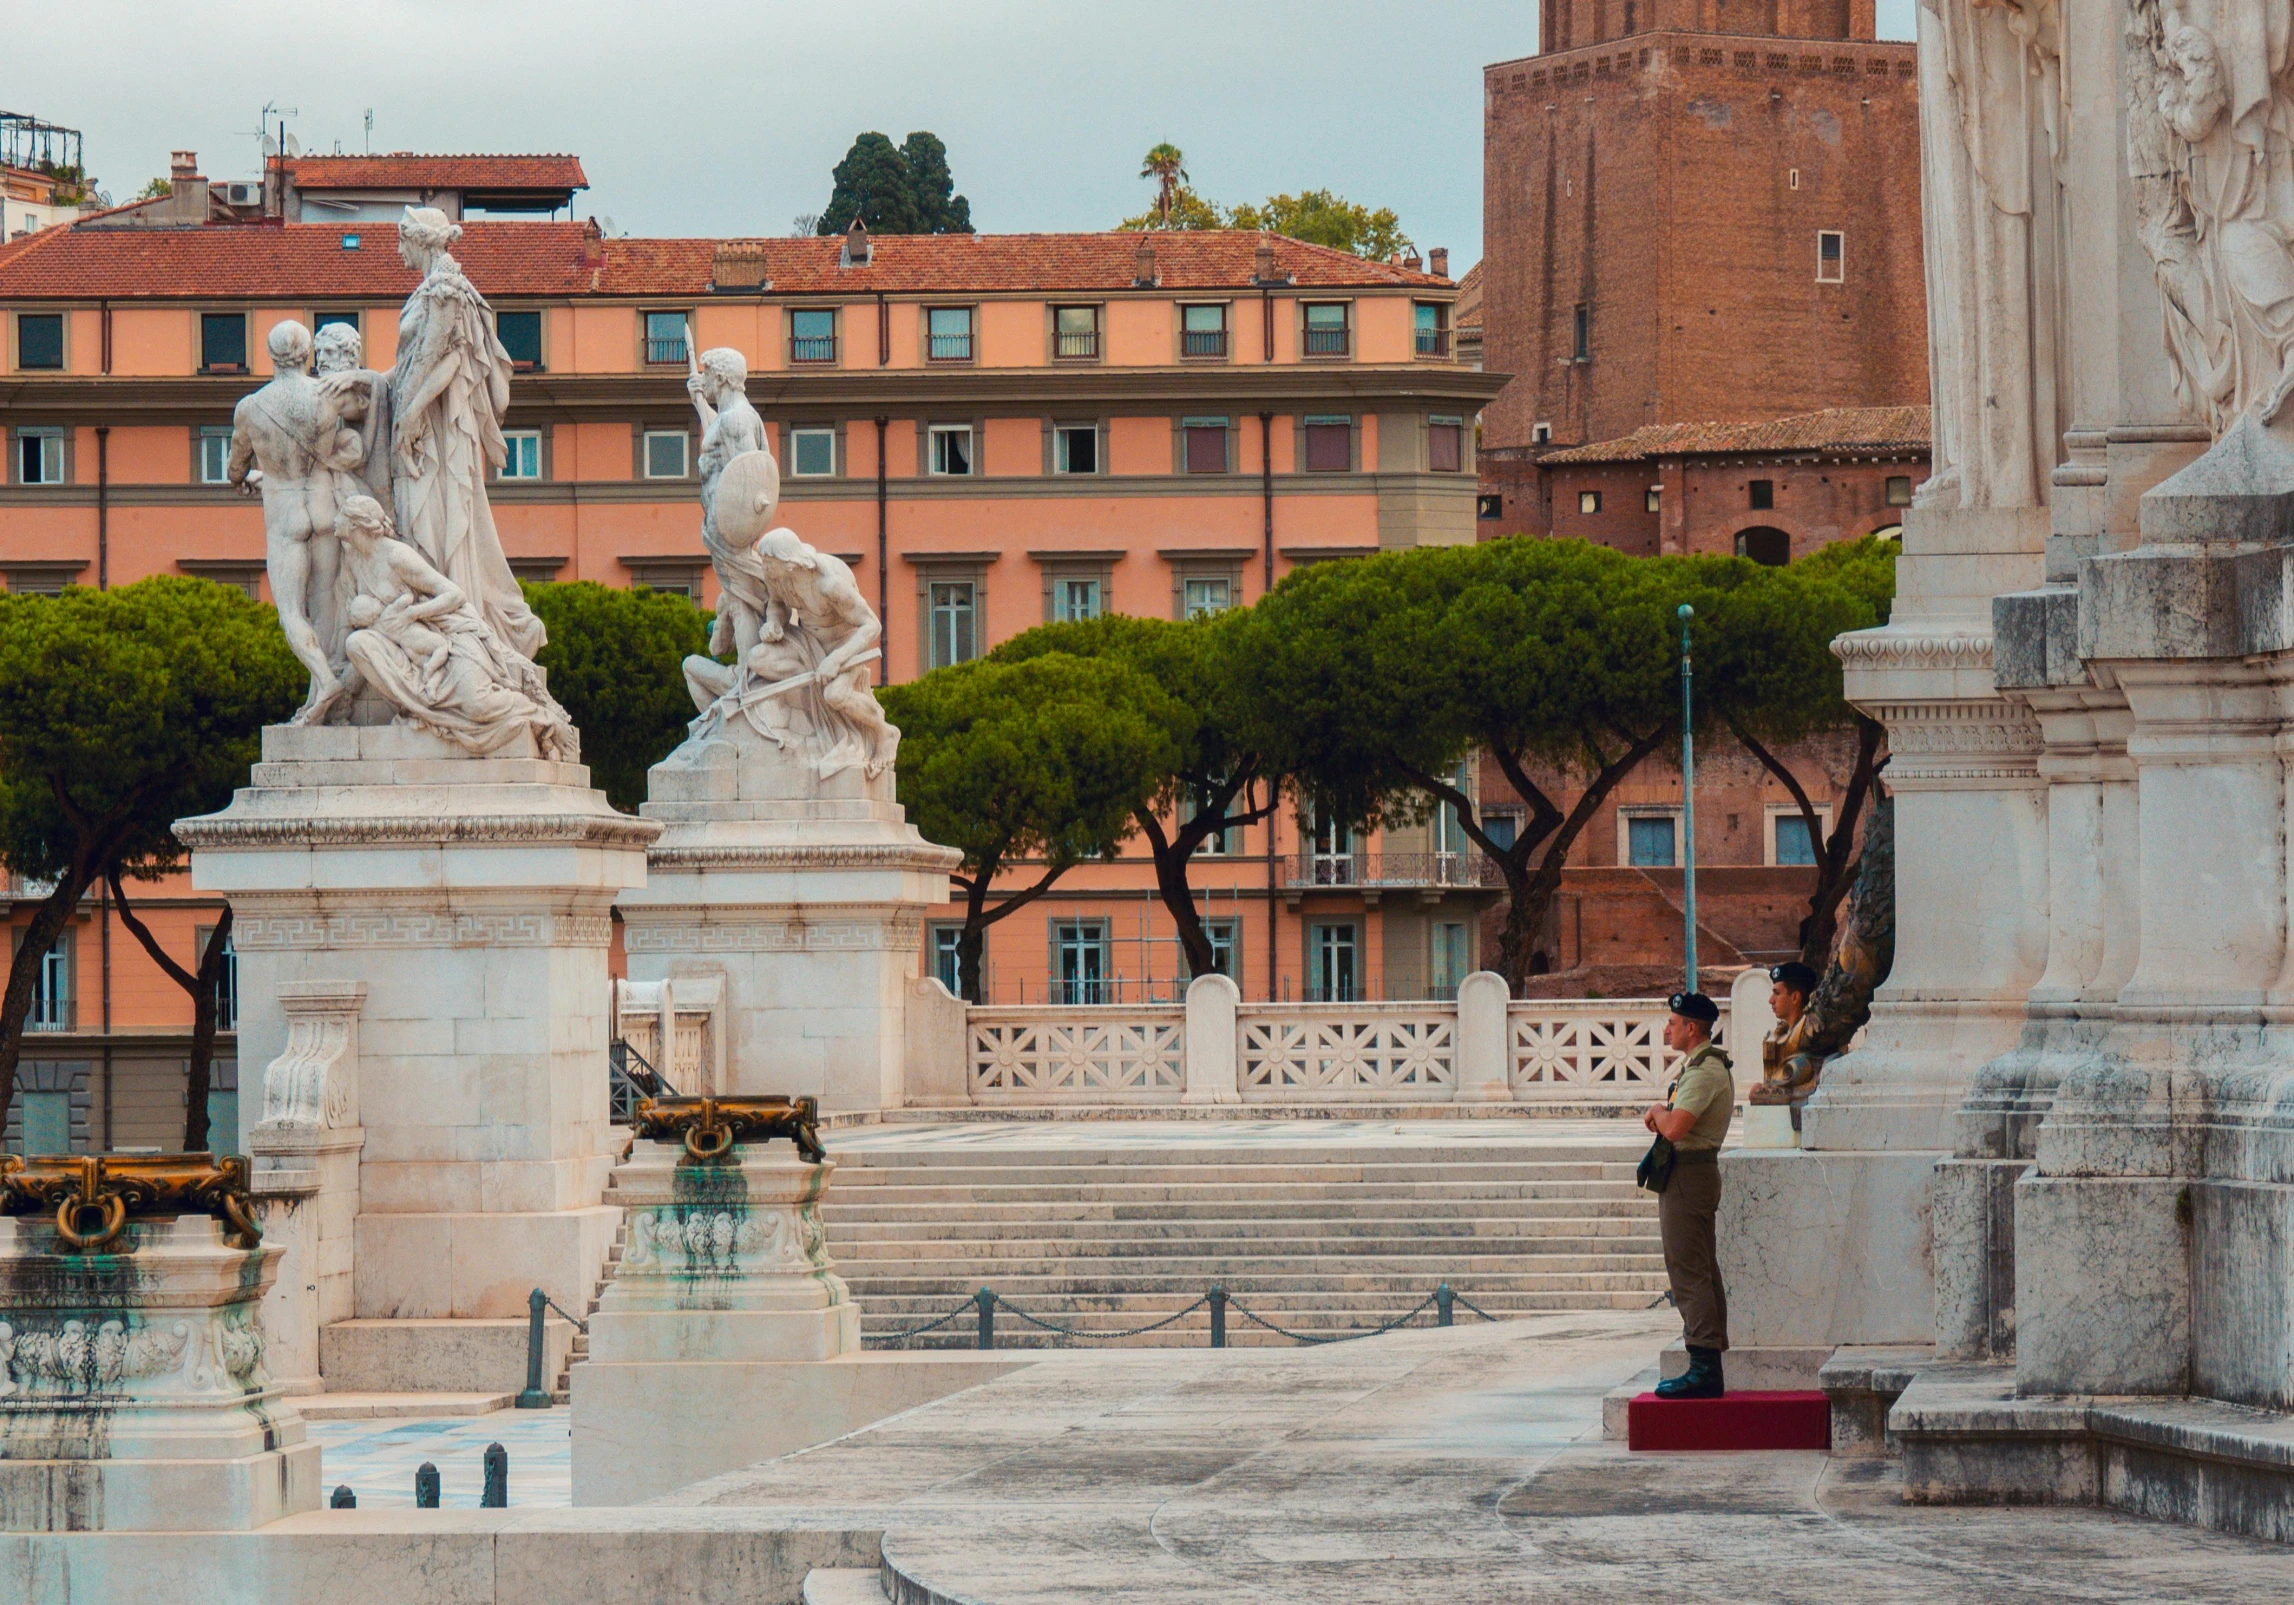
[
  {"x1": 177, "y1": 723, "x2": 657, "y2": 1344},
  {"x1": 617, "y1": 717, "x2": 958, "y2": 1113},
  {"x1": 0, "y1": 1213, "x2": 316, "y2": 1532}
]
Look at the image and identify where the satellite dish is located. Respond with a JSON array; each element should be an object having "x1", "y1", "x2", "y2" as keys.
[
  {"x1": 284, "y1": 134, "x2": 302, "y2": 157},
  {"x1": 600, "y1": 215, "x2": 618, "y2": 237},
  {"x1": 261, "y1": 134, "x2": 278, "y2": 157}
]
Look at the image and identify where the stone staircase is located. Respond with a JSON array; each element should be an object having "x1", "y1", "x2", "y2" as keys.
[
  {"x1": 819, "y1": 1132, "x2": 1668, "y2": 1347},
  {"x1": 551, "y1": 1213, "x2": 627, "y2": 1401}
]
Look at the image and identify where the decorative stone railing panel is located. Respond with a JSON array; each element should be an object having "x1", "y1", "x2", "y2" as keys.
[
  {"x1": 1508, "y1": 1001, "x2": 1674, "y2": 1097},
  {"x1": 969, "y1": 1006, "x2": 1187, "y2": 1100},
  {"x1": 1237, "y1": 1005, "x2": 1458, "y2": 1097}
]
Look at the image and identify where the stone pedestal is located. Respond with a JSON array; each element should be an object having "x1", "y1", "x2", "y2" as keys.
[
  {"x1": 178, "y1": 724, "x2": 656, "y2": 1344},
  {"x1": 0, "y1": 1213, "x2": 317, "y2": 1532},
  {"x1": 616, "y1": 721, "x2": 957, "y2": 1114}
]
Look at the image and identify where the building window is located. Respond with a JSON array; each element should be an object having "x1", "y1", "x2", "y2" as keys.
[
  {"x1": 16, "y1": 428, "x2": 65, "y2": 486},
  {"x1": 929, "y1": 423, "x2": 974, "y2": 476},
  {"x1": 789, "y1": 426, "x2": 837, "y2": 477},
  {"x1": 1053, "y1": 920, "x2": 1109, "y2": 1004},
  {"x1": 499, "y1": 429, "x2": 543, "y2": 481},
  {"x1": 1182, "y1": 417, "x2": 1229, "y2": 474},
  {"x1": 1181, "y1": 303, "x2": 1228, "y2": 359},
  {"x1": 207, "y1": 1086, "x2": 239, "y2": 1156},
  {"x1": 1054, "y1": 423, "x2": 1098, "y2": 475},
  {"x1": 1310, "y1": 806, "x2": 1355, "y2": 884},
  {"x1": 790, "y1": 308, "x2": 837, "y2": 364},
  {"x1": 642, "y1": 429, "x2": 689, "y2": 480},
  {"x1": 928, "y1": 923, "x2": 964, "y2": 995},
  {"x1": 1624, "y1": 812, "x2": 1680, "y2": 868},
  {"x1": 200, "y1": 312, "x2": 247, "y2": 374},
  {"x1": 1430, "y1": 922, "x2": 1470, "y2": 1001},
  {"x1": 1303, "y1": 416, "x2": 1352, "y2": 473},
  {"x1": 1750, "y1": 478, "x2": 1775, "y2": 510},
  {"x1": 17, "y1": 1090, "x2": 71, "y2": 1156},
  {"x1": 1053, "y1": 305, "x2": 1100, "y2": 360},
  {"x1": 1194, "y1": 919, "x2": 1238, "y2": 982},
  {"x1": 198, "y1": 924, "x2": 238, "y2": 1032},
  {"x1": 1302, "y1": 302, "x2": 1351, "y2": 357},
  {"x1": 1886, "y1": 474, "x2": 1913, "y2": 507},
  {"x1": 1532, "y1": 422, "x2": 1553, "y2": 445},
  {"x1": 1182, "y1": 576, "x2": 1232, "y2": 618},
  {"x1": 1179, "y1": 781, "x2": 1232, "y2": 855},
  {"x1": 1818, "y1": 230, "x2": 1845, "y2": 283},
  {"x1": 313, "y1": 309, "x2": 360, "y2": 341},
  {"x1": 1483, "y1": 810, "x2": 1520, "y2": 852},
  {"x1": 1413, "y1": 302, "x2": 1451, "y2": 358},
  {"x1": 1309, "y1": 922, "x2": 1359, "y2": 1003},
  {"x1": 27, "y1": 935, "x2": 72, "y2": 1031},
  {"x1": 197, "y1": 426, "x2": 234, "y2": 485},
  {"x1": 496, "y1": 309, "x2": 544, "y2": 370},
  {"x1": 1736, "y1": 526, "x2": 1791, "y2": 566},
  {"x1": 1053, "y1": 577, "x2": 1102, "y2": 622},
  {"x1": 1771, "y1": 809, "x2": 1827, "y2": 867},
  {"x1": 1428, "y1": 416, "x2": 1465, "y2": 473},
  {"x1": 927, "y1": 306, "x2": 974, "y2": 362},
  {"x1": 1572, "y1": 304, "x2": 1590, "y2": 362},
  {"x1": 16, "y1": 313, "x2": 63, "y2": 371},
  {"x1": 1646, "y1": 485, "x2": 1662, "y2": 513},
  {"x1": 929, "y1": 581, "x2": 977, "y2": 668},
  {"x1": 1578, "y1": 490, "x2": 1602, "y2": 515},
  {"x1": 643, "y1": 311, "x2": 689, "y2": 366},
  {"x1": 1478, "y1": 493, "x2": 1504, "y2": 520}
]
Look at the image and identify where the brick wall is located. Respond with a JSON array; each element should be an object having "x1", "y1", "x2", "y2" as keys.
[{"x1": 1482, "y1": 32, "x2": 1926, "y2": 452}]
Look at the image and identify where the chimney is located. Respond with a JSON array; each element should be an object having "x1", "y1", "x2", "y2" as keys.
[
  {"x1": 842, "y1": 218, "x2": 872, "y2": 268},
  {"x1": 1429, "y1": 247, "x2": 1449, "y2": 279},
  {"x1": 712, "y1": 241, "x2": 771, "y2": 292},
  {"x1": 1133, "y1": 236, "x2": 1158, "y2": 288},
  {"x1": 580, "y1": 216, "x2": 605, "y2": 269},
  {"x1": 1253, "y1": 236, "x2": 1276, "y2": 285},
  {"x1": 1402, "y1": 247, "x2": 1423, "y2": 273},
  {"x1": 169, "y1": 150, "x2": 202, "y2": 204}
]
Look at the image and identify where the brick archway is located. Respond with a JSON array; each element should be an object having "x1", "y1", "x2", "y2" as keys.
[{"x1": 1733, "y1": 525, "x2": 1793, "y2": 566}]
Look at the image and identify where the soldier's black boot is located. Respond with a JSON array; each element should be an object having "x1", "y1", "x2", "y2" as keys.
[{"x1": 1654, "y1": 1347, "x2": 1725, "y2": 1399}]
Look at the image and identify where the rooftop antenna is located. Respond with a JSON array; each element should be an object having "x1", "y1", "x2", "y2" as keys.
[{"x1": 364, "y1": 108, "x2": 373, "y2": 154}]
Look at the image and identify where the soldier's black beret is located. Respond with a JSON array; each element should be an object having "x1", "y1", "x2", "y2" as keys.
[
  {"x1": 1668, "y1": 992, "x2": 1720, "y2": 1024},
  {"x1": 1768, "y1": 962, "x2": 1819, "y2": 995}
]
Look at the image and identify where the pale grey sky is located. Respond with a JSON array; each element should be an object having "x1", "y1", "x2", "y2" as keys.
[{"x1": 13, "y1": 1, "x2": 1917, "y2": 269}]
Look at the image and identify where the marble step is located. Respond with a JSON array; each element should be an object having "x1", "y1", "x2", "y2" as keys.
[
  {"x1": 834, "y1": 1245, "x2": 1660, "y2": 1274},
  {"x1": 827, "y1": 1143, "x2": 1647, "y2": 1169},
  {"x1": 828, "y1": 1215, "x2": 1654, "y2": 1245},
  {"x1": 829, "y1": 1160, "x2": 1641, "y2": 1185},
  {"x1": 843, "y1": 1271, "x2": 1667, "y2": 1299},
  {"x1": 821, "y1": 1181, "x2": 1653, "y2": 1209},
  {"x1": 801, "y1": 1568, "x2": 889, "y2": 1605}
]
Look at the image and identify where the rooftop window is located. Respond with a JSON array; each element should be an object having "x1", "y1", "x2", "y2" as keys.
[
  {"x1": 643, "y1": 310, "x2": 688, "y2": 366},
  {"x1": 1302, "y1": 302, "x2": 1351, "y2": 358},
  {"x1": 1181, "y1": 304, "x2": 1227, "y2": 359},
  {"x1": 928, "y1": 306, "x2": 974, "y2": 363},
  {"x1": 16, "y1": 313, "x2": 63, "y2": 371},
  {"x1": 790, "y1": 308, "x2": 837, "y2": 364},
  {"x1": 497, "y1": 310, "x2": 543, "y2": 371},
  {"x1": 1053, "y1": 305, "x2": 1099, "y2": 361},
  {"x1": 200, "y1": 312, "x2": 247, "y2": 374},
  {"x1": 1413, "y1": 302, "x2": 1450, "y2": 358}
]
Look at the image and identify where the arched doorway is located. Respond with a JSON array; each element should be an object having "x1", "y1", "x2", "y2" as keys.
[
  {"x1": 1734, "y1": 526, "x2": 1791, "y2": 567},
  {"x1": 1868, "y1": 523, "x2": 1903, "y2": 542}
]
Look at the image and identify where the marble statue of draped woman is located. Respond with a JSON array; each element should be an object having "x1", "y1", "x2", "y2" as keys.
[{"x1": 388, "y1": 207, "x2": 546, "y2": 658}]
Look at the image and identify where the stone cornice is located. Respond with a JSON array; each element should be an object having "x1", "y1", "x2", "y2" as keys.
[
  {"x1": 1832, "y1": 629, "x2": 1996, "y2": 672},
  {"x1": 175, "y1": 813, "x2": 661, "y2": 850},
  {"x1": 644, "y1": 842, "x2": 962, "y2": 874}
]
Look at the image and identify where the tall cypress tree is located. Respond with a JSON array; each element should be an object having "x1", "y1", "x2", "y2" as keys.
[{"x1": 817, "y1": 131, "x2": 972, "y2": 236}]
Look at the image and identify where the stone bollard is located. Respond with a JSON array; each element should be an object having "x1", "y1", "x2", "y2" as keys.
[
  {"x1": 0, "y1": 1154, "x2": 318, "y2": 1532},
  {"x1": 415, "y1": 1462, "x2": 440, "y2": 1508},
  {"x1": 330, "y1": 1485, "x2": 356, "y2": 1509},
  {"x1": 482, "y1": 1443, "x2": 508, "y2": 1508}
]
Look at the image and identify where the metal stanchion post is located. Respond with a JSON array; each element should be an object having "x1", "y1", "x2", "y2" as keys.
[
  {"x1": 482, "y1": 1443, "x2": 508, "y2": 1508},
  {"x1": 515, "y1": 1287, "x2": 552, "y2": 1409},
  {"x1": 1436, "y1": 1284, "x2": 1455, "y2": 1327},
  {"x1": 1209, "y1": 1286, "x2": 1227, "y2": 1348},
  {"x1": 415, "y1": 1463, "x2": 440, "y2": 1508},
  {"x1": 330, "y1": 1485, "x2": 356, "y2": 1509},
  {"x1": 975, "y1": 1287, "x2": 996, "y2": 1350}
]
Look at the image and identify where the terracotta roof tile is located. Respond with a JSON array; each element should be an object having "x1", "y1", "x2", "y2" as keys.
[
  {"x1": 0, "y1": 223, "x2": 1452, "y2": 301},
  {"x1": 283, "y1": 153, "x2": 588, "y2": 192},
  {"x1": 1540, "y1": 406, "x2": 1932, "y2": 464}
]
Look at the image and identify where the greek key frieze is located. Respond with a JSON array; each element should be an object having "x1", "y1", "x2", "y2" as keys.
[{"x1": 231, "y1": 912, "x2": 613, "y2": 950}]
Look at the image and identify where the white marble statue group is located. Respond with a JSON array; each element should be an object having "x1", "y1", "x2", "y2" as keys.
[
  {"x1": 229, "y1": 206, "x2": 573, "y2": 760},
  {"x1": 680, "y1": 346, "x2": 899, "y2": 781}
]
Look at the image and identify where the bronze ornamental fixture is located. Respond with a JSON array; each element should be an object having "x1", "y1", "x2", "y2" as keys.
[
  {"x1": 632, "y1": 1095, "x2": 826, "y2": 1165},
  {"x1": 0, "y1": 1153, "x2": 263, "y2": 1254}
]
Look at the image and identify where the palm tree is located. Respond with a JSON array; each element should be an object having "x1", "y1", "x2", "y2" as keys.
[{"x1": 1140, "y1": 144, "x2": 1188, "y2": 223}]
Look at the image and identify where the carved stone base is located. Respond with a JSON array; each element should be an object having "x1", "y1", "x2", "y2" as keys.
[
  {"x1": 0, "y1": 1214, "x2": 317, "y2": 1532},
  {"x1": 180, "y1": 723, "x2": 659, "y2": 1321},
  {"x1": 620, "y1": 719, "x2": 959, "y2": 1113}
]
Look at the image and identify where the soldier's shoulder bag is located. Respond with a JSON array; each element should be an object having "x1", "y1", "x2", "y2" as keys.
[{"x1": 1636, "y1": 1134, "x2": 1677, "y2": 1195}]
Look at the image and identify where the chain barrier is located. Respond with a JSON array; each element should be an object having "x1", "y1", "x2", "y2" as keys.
[
  {"x1": 992, "y1": 1292, "x2": 1211, "y2": 1341},
  {"x1": 1225, "y1": 1290, "x2": 1442, "y2": 1346},
  {"x1": 1448, "y1": 1288, "x2": 1506, "y2": 1324},
  {"x1": 866, "y1": 1285, "x2": 1577, "y2": 1350},
  {"x1": 865, "y1": 1298, "x2": 979, "y2": 1345}
]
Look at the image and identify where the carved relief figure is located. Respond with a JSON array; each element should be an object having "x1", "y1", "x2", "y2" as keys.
[
  {"x1": 2129, "y1": 0, "x2": 2294, "y2": 442},
  {"x1": 388, "y1": 207, "x2": 545, "y2": 658},
  {"x1": 227, "y1": 320, "x2": 357, "y2": 722},
  {"x1": 682, "y1": 448, "x2": 901, "y2": 780},
  {"x1": 335, "y1": 495, "x2": 578, "y2": 762},
  {"x1": 1916, "y1": 0, "x2": 2070, "y2": 511}
]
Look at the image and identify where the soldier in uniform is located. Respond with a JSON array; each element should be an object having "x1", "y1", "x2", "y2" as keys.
[
  {"x1": 1758, "y1": 961, "x2": 1821, "y2": 1102},
  {"x1": 1642, "y1": 991, "x2": 1733, "y2": 1399}
]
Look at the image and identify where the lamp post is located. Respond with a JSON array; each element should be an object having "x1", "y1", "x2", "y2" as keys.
[{"x1": 1678, "y1": 603, "x2": 1698, "y2": 994}]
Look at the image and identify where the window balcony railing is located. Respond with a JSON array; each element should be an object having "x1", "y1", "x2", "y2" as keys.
[
  {"x1": 928, "y1": 333, "x2": 974, "y2": 362},
  {"x1": 1280, "y1": 852, "x2": 1499, "y2": 891},
  {"x1": 1181, "y1": 328, "x2": 1228, "y2": 358},
  {"x1": 1415, "y1": 328, "x2": 1452, "y2": 358},
  {"x1": 1302, "y1": 325, "x2": 1352, "y2": 357},
  {"x1": 1055, "y1": 330, "x2": 1100, "y2": 359},
  {"x1": 645, "y1": 336, "x2": 688, "y2": 365},
  {"x1": 790, "y1": 334, "x2": 837, "y2": 363}
]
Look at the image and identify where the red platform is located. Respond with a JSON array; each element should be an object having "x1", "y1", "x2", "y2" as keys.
[{"x1": 1626, "y1": 1389, "x2": 1831, "y2": 1452}]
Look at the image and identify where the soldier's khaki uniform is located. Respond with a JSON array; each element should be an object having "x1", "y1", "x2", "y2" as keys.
[{"x1": 1660, "y1": 1042, "x2": 1735, "y2": 1353}]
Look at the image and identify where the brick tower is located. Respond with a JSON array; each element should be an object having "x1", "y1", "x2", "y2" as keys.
[{"x1": 1482, "y1": 6, "x2": 1925, "y2": 455}]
